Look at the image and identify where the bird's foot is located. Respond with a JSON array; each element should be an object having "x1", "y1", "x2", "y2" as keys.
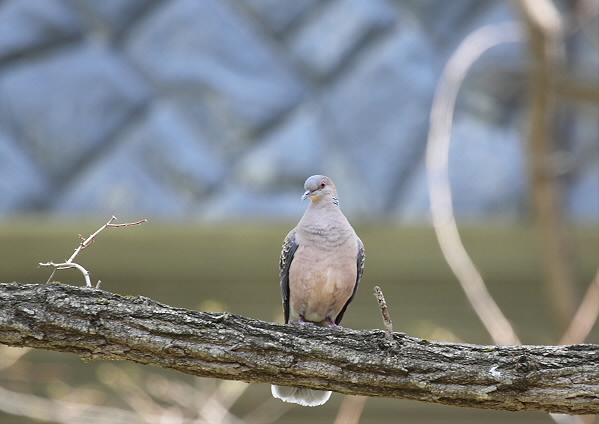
[
  {"x1": 327, "y1": 318, "x2": 342, "y2": 328},
  {"x1": 294, "y1": 315, "x2": 315, "y2": 325}
]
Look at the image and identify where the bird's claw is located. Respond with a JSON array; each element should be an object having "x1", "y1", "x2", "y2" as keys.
[
  {"x1": 293, "y1": 315, "x2": 315, "y2": 325},
  {"x1": 327, "y1": 317, "x2": 342, "y2": 328}
]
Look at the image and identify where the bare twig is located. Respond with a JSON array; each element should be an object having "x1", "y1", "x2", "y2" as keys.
[
  {"x1": 38, "y1": 261, "x2": 93, "y2": 287},
  {"x1": 331, "y1": 286, "x2": 394, "y2": 424},
  {"x1": 106, "y1": 218, "x2": 149, "y2": 229},
  {"x1": 425, "y1": 22, "x2": 523, "y2": 346},
  {"x1": 426, "y1": 11, "x2": 590, "y2": 423},
  {"x1": 334, "y1": 395, "x2": 368, "y2": 424},
  {"x1": 0, "y1": 386, "x2": 142, "y2": 424},
  {"x1": 0, "y1": 346, "x2": 30, "y2": 371},
  {"x1": 373, "y1": 286, "x2": 393, "y2": 340},
  {"x1": 44, "y1": 268, "x2": 57, "y2": 285},
  {"x1": 572, "y1": 0, "x2": 599, "y2": 50},
  {"x1": 560, "y1": 268, "x2": 599, "y2": 345},
  {"x1": 514, "y1": 0, "x2": 579, "y2": 332},
  {"x1": 38, "y1": 216, "x2": 147, "y2": 287}
]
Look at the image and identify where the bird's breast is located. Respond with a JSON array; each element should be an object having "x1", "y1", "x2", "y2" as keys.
[
  {"x1": 297, "y1": 222, "x2": 354, "y2": 248},
  {"x1": 287, "y1": 230, "x2": 358, "y2": 325}
]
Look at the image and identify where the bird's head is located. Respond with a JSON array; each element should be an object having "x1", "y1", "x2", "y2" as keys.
[{"x1": 301, "y1": 175, "x2": 337, "y2": 203}]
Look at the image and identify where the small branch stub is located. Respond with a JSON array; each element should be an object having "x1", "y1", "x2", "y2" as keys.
[{"x1": 374, "y1": 286, "x2": 393, "y2": 340}]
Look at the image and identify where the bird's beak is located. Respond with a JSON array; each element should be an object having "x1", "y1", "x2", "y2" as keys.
[{"x1": 301, "y1": 190, "x2": 313, "y2": 201}]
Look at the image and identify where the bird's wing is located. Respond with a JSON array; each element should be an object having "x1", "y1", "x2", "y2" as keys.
[
  {"x1": 335, "y1": 237, "x2": 365, "y2": 325},
  {"x1": 279, "y1": 229, "x2": 299, "y2": 324}
]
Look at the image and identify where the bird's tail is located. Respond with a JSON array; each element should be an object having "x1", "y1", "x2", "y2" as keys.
[{"x1": 271, "y1": 385, "x2": 332, "y2": 407}]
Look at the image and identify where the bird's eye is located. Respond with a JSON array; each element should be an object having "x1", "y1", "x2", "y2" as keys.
[{"x1": 320, "y1": 182, "x2": 326, "y2": 188}]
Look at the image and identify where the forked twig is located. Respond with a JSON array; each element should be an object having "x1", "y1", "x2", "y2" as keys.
[{"x1": 39, "y1": 216, "x2": 147, "y2": 288}]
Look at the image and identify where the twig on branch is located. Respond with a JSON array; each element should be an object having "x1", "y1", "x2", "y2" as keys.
[
  {"x1": 332, "y1": 289, "x2": 392, "y2": 424},
  {"x1": 373, "y1": 286, "x2": 393, "y2": 341},
  {"x1": 38, "y1": 261, "x2": 93, "y2": 287},
  {"x1": 1, "y1": 283, "x2": 598, "y2": 415},
  {"x1": 38, "y1": 216, "x2": 147, "y2": 288}
]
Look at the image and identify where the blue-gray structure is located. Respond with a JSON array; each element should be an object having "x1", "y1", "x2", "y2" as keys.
[{"x1": 0, "y1": 0, "x2": 597, "y2": 222}]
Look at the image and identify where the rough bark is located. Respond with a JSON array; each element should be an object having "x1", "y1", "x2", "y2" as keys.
[{"x1": 1, "y1": 283, "x2": 598, "y2": 415}]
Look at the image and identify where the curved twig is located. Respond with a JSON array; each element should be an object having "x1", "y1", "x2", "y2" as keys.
[{"x1": 426, "y1": 22, "x2": 524, "y2": 345}]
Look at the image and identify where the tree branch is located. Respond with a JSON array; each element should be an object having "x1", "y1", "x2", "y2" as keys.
[
  {"x1": 1, "y1": 283, "x2": 598, "y2": 415},
  {"x1": 514, "y1": 0, "x2": 579, "y2": 330},
  {"x1": 425, "y1": 21, "x2": 524, "y2": 346},
  {"x1": 38, "y1": 216, "x2": 148, "y2": 288}
]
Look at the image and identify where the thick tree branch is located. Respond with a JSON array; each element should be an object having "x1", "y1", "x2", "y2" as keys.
[{"x1": 1, "y1": 283, "x2": 598, "y2": 415}]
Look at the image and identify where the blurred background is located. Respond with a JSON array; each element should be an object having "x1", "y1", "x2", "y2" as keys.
[{"x1": 0, "y1": 0, "x2": 598, "y2": 423}]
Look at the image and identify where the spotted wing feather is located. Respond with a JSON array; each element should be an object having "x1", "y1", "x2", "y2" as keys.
[
  {"x1": 334, "y1": 237, "x2": 365, "y2": 325},
  {"x1": 279, "y1": 229, "x2": 299, "y2": 324}
]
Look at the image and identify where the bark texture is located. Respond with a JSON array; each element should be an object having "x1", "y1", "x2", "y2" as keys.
[{"x1": 1, "y1": 283, "x2": 598, "y2": 414}]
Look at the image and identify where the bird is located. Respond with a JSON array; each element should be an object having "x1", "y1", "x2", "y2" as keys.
[{"x1": 271, "y1": 175, "x2": 365, "y2": 407}]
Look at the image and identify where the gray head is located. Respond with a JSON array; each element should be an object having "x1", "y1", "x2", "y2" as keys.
[{"x1": 301, "y1": 175, "x2": 338, "y2": 204}]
